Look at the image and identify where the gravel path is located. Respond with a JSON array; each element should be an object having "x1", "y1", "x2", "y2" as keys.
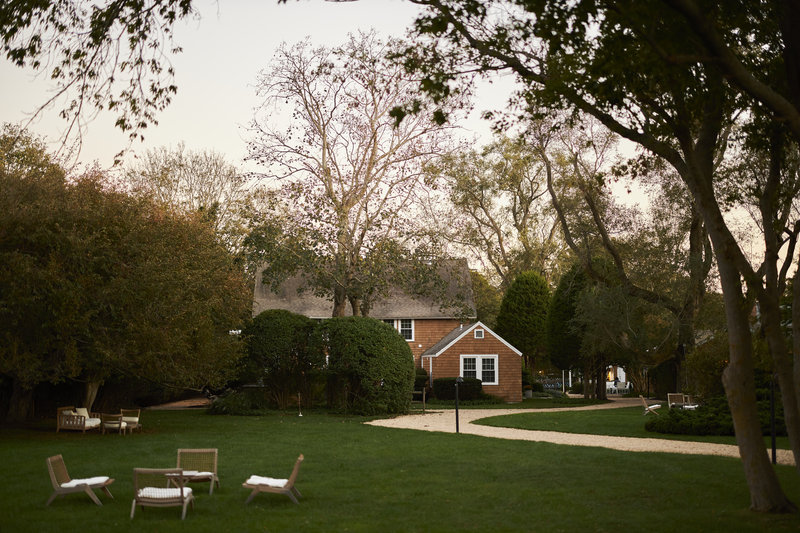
[{"x1": 365, "y1": 397, "x2": 796, "y2": 466}]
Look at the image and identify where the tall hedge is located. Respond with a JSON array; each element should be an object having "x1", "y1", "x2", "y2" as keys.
[
  {"x1": 495, "y1": 270, "x2": 550, "y2": 370},
  {"x1": 242, "y1": 309, "x2": 322, "y2": 409},
  {"x1": 316, "y1": 317, "x2": 414, "y2": 415}
]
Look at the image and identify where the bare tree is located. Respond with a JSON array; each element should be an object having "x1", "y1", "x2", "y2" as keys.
[
  {"x1": 247, "y1": 32, "x2": 456, "y2": 316},
  {"x1": 427, "y1": 134, "x2": 567, "y2": 288}
]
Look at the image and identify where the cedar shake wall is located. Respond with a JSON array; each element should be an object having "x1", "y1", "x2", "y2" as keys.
[
  {"x1": 407, "y1": 319, "x2": 466, "y2": 365},
  {"x1": 424, "y1": 333, "x2": 522, "y2": 403}
]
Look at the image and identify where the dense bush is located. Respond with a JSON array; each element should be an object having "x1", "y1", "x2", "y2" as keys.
[
  {"x1": 316, "y1": 317, "x2": 414, "y2": 415},
  {"x1": 569, "y1": 382, "x2": 584, "y2": 394},
  {"x1": 207, "y1": 388, "x2": 271, "y2": 415},
  {"x1": 531, "y1": 382, "x2": 545, "y2": 393},
  {"x1": 645, "y1": 395, "x2": 786, "y2": 436},
  {"x1": 432, "y1": 377, "x2": 483, "y2": 400},
  {"x1": 241, "y1": 309, "x2": 322, "y2": 409},
  {"x1": 414, "y1": 367, "x2": 430, "y2": 391}
]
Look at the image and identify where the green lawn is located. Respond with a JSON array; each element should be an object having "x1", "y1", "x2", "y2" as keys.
[
  {"x1": 1, "y1": 409, "x2": 799, "y2": 532},
  {"x1": 475, "y1": 406, "x2": 794, "y2": 449}
]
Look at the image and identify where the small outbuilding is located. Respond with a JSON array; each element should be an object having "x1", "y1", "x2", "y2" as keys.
[{"x1": 421, "y1": 321, "x2": 522, "y2": 403}]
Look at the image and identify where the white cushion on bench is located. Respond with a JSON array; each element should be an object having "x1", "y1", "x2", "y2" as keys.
[
  {"x1": 138, "y1": 487, "x2": 193, "y2": 499},
  {"x1": 245, "y1": 475, "x2": 287, "y2": 488},
  {"x1": 62, "y1": 476, "x2": 109, "y2": 488},
  {"x1": 182, "y1": 470, "x2": 214, "y2": 478}
]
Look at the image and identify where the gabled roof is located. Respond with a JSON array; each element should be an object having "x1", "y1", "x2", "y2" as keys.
[
  {"x1": 421, "y1": 321, "x2": 523, "y2": 357},
  {"x1": 252, "y1": 259, "x2": 476, "y2": 320}
]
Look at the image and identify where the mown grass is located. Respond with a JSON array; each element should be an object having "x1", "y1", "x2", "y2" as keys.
[
  {"x1": 1, "y1": 409, "x2": 799, "y2": 532},
  {"x1": 475, "y1": 406, "x2": 793, "y2": 449}
]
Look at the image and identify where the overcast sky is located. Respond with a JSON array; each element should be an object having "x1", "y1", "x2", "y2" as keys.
[{"x1": 0, "y1": 0, "x2": 511, "y2": 171}]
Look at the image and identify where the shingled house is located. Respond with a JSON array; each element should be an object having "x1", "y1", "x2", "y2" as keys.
[{"x1": 252, "y1": 261, "x2": 522, "y2": 402}]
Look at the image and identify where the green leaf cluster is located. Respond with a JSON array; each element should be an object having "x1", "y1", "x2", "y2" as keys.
[
  {"x1": 495, "y1": 270, "x2": 550, "y2": 368},
  {"x1": 315, "y1": 317, "x2": 414, "y2": 415}
]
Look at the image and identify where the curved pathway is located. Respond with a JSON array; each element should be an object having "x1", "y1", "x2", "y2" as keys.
[{"x1": 366, "y1": 397, "x2": 796, "y2": 466}]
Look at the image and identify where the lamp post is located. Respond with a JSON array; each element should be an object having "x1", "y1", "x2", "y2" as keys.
[{"x1": 455, "y1": 376, "x2": 463, "y2": 433}]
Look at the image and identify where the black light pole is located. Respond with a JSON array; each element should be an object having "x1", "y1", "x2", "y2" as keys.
[{"x1": 455, "y1": 376, "x2": 463, "y2": 433}]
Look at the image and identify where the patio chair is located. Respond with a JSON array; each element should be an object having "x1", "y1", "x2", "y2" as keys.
[
  {"x1": 131, "y1": 468, "x2": 194, "y2": 520},
  {"x1": 639, "y1": 395, "x2": 661, "y2": 415},
  {"x1": 243, "y1": 454, "x2": 304, "y2": 504},
  {"x1": 45, "y1": 454, "x2": 114, "y2": 506},
  {"x1": 177, "y1": 448, "x2": 219, "y2": 495},
  {"x1": 121, "y1": 408, "x2": 142, "y2": 433},
  {"x1": 682, "y1": 394, "x2": 699, "y2": 410},
  {"x1": 667, "y1": 393, "x2": 685, "y2": 409},
  {"x1": 56, "y1": 406, "x2": 101, "y2": 433},
  {"x1": 615, "y1": 382, "x2": 628, "y2": 395},
  {"x1": 101, "y1": 413, "x2": 127, "y2": 435}
]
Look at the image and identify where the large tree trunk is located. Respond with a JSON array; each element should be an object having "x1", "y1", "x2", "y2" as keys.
[
  {"x1": 794, "y1": 269, "x2": 800, "y2": 407},
  {"x1": 759, "y1": 292, "x2": 800, "y2": 473},
  {"x1": 84, "y1": 380, "x2": 103, "y2": 412},
  {"x1": 5, "y1": 380, "x2": 34, "y2": 422},
  {"x1": 332, "y1": 284, "x2": 348, "y2": 317},
  {"x1": 717, "y1": 252, "x2": 796, "y2": 512}
]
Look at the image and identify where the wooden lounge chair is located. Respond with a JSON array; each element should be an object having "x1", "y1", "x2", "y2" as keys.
[
  {"x1": 639, "y1": 395, "x2": 661, "y2": 415},
  {"x1": 683, "y1": 394, "x2": 699, "y2": 410},
  {"x1": 46, "y1": 454, "x2": 114, "y2": 506},
  {"x1": 131, "y1": 468, "x2": 194, "y2": 520},
  {"x1": 121, "y1": 408, "x2": 142, "y2": 433},
  {"x1": 56, "y1": 406, "x2": 101, "y2": 433},
  {"x1": 177, "y1": 448, "x2": 219, "y2": 495},
  {"x1": 667, "y1": 393, "x2": 685, "y2": 409},
  {"x1": 101, "y1": 413, "x2": 127, "y2": 435},
  {"x1": 243, "y1": 454, "x2": 304, "y2": 504}
]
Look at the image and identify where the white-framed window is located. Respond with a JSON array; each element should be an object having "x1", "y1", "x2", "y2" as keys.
[
  {"x1": 474, "y1": 328, "x2": 484, "y2": 339},
  {"x1": 382, "y1": 319, "x2": 414, "y2": 341},
  {"x1": 460, "y1": 355, "x2": 498, "y2": 385}
]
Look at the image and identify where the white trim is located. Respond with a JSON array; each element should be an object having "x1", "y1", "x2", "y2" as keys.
[
  {"x1": 383, "y1": 318, "x2": 415, "y2": 342},
  {"x1": 460, "y1": 354, "x2": 499, "y2": 385},
  {"x1": 424, "y1": 322, "x2": 522, "y2": 358}
]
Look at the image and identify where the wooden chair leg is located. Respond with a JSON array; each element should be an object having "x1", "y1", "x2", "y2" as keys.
[{"x1": 84, "y1": 487, "x2": 102, "y2": 506}]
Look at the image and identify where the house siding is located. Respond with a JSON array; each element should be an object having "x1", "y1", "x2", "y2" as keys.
[
  {"x1": 424, "y1": 332, "x2": 522, "y2": 403},
  {"x1": 407, "y1": 319, "x2": 466, "y2": 365}
]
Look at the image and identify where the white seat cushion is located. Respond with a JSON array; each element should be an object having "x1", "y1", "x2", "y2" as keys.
[
  {"x1": 62, "y1": 476, "x2": 109, "y2": 488},
  {"x1": 138, "y1": 487, "x2": 193, "y2": 499},
  {"x1": 182, "y1": 470, "x2": 214, "y2": 478},
  {"x1": 85, "y1": 418, "x2": 101, "y2": 428},
  {"x1": 103, "y1": 420, "x2": 126, "y2": 429},
  {"x1": 246, "y1": 475, "x2": 287, "y2": 488},
  {"x1": 122, "y1": 416, "x2": 139, "y2": 424}
]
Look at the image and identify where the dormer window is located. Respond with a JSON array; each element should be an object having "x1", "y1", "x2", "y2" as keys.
[
  {"x1": 383, "y1": 319, "x2": 415, "y2": 341},
  {"x1": 474, "y1": 328, "x2": 484, "y2": 339}
]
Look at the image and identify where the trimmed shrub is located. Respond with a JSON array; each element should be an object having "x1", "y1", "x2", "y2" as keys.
[
  {"x1": 414, "y1": 367, "x2": 430, "y2": 391},
  {"x1": 432, "y1": 377, "x2": 483, "y2": 400},
  {"x1": 569, "y1": 381, "x2": 584, "y2": 394},
  {"x1": 316, "y1": 317, "x2": 414, "y2": 415},
  {"x1": 207, "y1": 388, "x2": 271, "y2": 415},
  {"x1": 241, "y1": 309, "x2": 322, "y2": 409},
  {"x1": 531, "y1": 382, "x2": 545, "y2": 393},
  {"x1": 645, "y1": 395, "x2": 786, "y2": 436}
]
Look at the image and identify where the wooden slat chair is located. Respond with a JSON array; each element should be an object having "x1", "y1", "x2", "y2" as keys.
[
  {"x1": 121, "y1": 408, "x2": 142, "y2": 433},
  {"x1": 177, "y1": 449, "x2": 219, "y2": 495},
  {"x1": 667, "y1": 393, "x2": 685, "y2": 409},
  {"x1": 131, "y1": 468, "x2": 194, "y2": 520},
  {"x1": 243, "y1": 454, "x2": 304, "y2": 504},
  {"x1": 45, "y1": 454, "x2": 114, "y2": 506},
  {"x1": 56, "y1": 406, "x2": 101, "y2": 433},
  {"x1": 639, "y1": 395, "x2": 661, "y2": 415},
  {"x1": 101, "y1": 413, "x2": 127, "y2": 435}
]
